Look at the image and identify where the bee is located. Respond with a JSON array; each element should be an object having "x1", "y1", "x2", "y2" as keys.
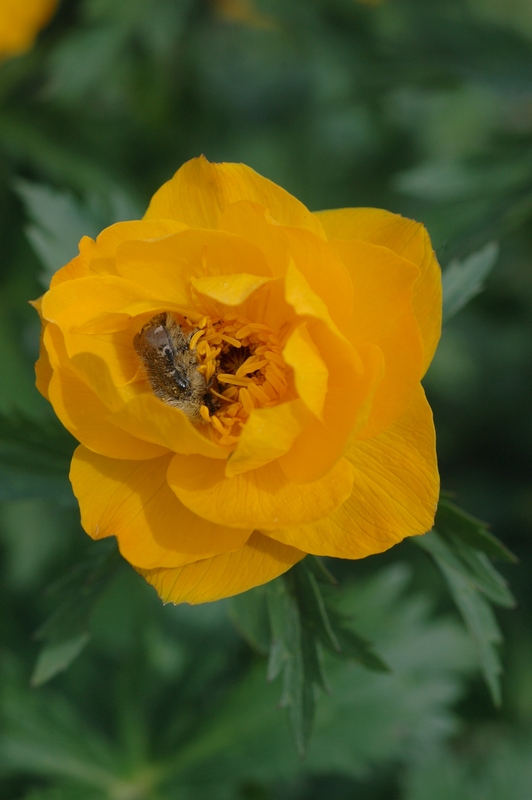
[{"x1": 133, "y1": 312, "x2": 217, "y2": 425}]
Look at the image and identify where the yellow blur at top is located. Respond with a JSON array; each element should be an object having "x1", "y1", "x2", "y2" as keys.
[{"x1": 0, "y1": 0, "x2": 57, "y2": 59}]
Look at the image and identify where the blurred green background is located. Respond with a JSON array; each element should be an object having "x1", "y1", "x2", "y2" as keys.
[{"x1": 1, "y1": 0, "x2": 531, "y2": 798}]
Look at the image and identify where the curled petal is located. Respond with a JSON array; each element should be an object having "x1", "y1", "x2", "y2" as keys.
[
  {"x1": 70, "y1": 447, "x2": 251, "y2": 568},
  {"x1": 87, "y1": 219, "x2": 189, "y2": 260},
  {"x1": 282, "y1": 227, "x2": 354, "y2": 334},
  {"x1": 191, "y1": 273, "x2": 274, "y2": 306},
  {"x1": 167, "y1": 453, "x2": 354, "y2": 530},
  {"x1": 48, "y1": 366, "x2": 166, "y2": 461},
  {"x1": 41, "y1": 275, "x2": 156, "y2": 329},
  {"x1": 316, "y1": 207, "x2": 442, "y2": 373},
  {"x1": 44, "y1": 325, "x2": 166, "y2": 460},
  {"x1": 278, "y1": 322, "x2": 381, "y2": 483},
  {"x1": 284, "y1": 258, "x2": 344, "y2": 340},
  {"x1": 50, "y1": 252, "x2": 94, "y2": 287},
  {"x1": 225, "y1": 400, "x2": 308, "y2": 477},
  {"x1": 115, "y1": 228, "x2": 272, "y2": 313},
  {"x1": 332, "y1": 238, "x2": 424, "y2": 438},
  {"x1": 51, "y1": 220, "x2": 189, "y2": 287},
  {"x1": 267, "y1": 385, "x2": 439, "y2": 557},
  {"x1": 137, "y1": 531, "x2": 305, "y2": 604},
  {"x1": 110, "y1": 393, "x2": 228, "y2": 460},
  {"x1": 144, "y1": 155, "x2": 326, "y2": 239},
  {"x1": 283, "y1": 322, "x2": 329, "y2": 420}
]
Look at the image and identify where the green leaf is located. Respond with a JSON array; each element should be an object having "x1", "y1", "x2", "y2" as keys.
[
  {"x1": 303, "y1": 555, "x2": 338, "y2": 586},
  {"x1": 288, "y1": 560, "x2": 388, "y2": 672},
  {"x1": 436, "y1": 497, "x2": 517, "y2": 563},
  {"x1": 442, "y1": 241, "x2": 499, "y2": 323},
  {"x1": 403, "y1": 734, "x2": 532, "y2": 800},
  {"x1": 15, "y1": 180, "x2": 141, "y2": 287},
  {"x1": 162, "y1": 565, "x2": 476, "y2": 789},
  {"x1": 15, "y1": 181, "x2": 98, "y2": 281},
  {"x1": 31, "y1": 634, "x2": 91, "y2": 689},
  {"x1": 324, "y1": 607, "x2": 389, "y2": 673},
  {"x1": 265, "y1": 574, "x2": 321, "y2": 756},
  {"x1": 444, "y1": 533, "x2": 515, "y2": 608},
  {"x1": 289, "y1": 562, "x2": 341, "y2": 653},
  {"x1": 31, "y1": 541, "x2": 125, "y2": 686},
  {"x1": 228, "y1": 585, "x2": 270, "y2": 656},
  {"x1": 0, "y1": 659, "x2": 119, "y2": 790},
  {"x1": 229, "y1": 557, "x2": 388, "y2": 755},
  {"x1": 414, "y1": 530, "x2": 505, "y2": 705},
  {"x1": 0, "y1": 412, "x2": 75, "y2": 503}
]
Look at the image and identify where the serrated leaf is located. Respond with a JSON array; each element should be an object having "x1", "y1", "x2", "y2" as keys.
[
  {"x1": 265, "y1": 577, "x2": 296, "y2": 683},
  {"x1": 442, "y1": 241, "x2": 499, "y2": 323},
  {"x1": 436, "y1": 498, "x2": 517, "y2": 563},
  {"x1": 281, "y1": 656, "x2": 316, "y2": 760},
  {"x1": 162, "y1": 565, "x2": 476, "y2": 788},
  {"x1": 325, "y1": 608, "x2": 389, "y2": 673},
  {"x1": 15, "y1": 180, "x2": 141, "y2": 286},
  {"x1": 0, "y1": 413, "x2": 75, "y2": 503},
  {"x1": 262, "y1": 558, "x2": 389, "y2": 755},
  {"x1": 303, "y1": 555, "x2": 338, "y2": 586},
  {"x1": 403, "y1": 734, "x2": 532, "y2": 800},
  {"x1": 415, "y1": 530, "x2": 504, "y2": 705},
  {"x1": 289, "y1": 562, "x2": 341, "y2": 653},
  {"x1": 229, "y1": 555, "x2": 390, "y2": 756},
  {"x1": 228, "y1": 585, "x2": 270, "y2": 656},
  {"x1": 265, "y1": 576, "x2": 320, "y2": 756},
  {"x1": 445, "y1": 533, "x2": 515, "y2": 608},
  {"x1": 15, "y1": 181, "x2": 97, "y2": 281},
  {"x1": 31, "y1": 634, "x2": 91, "y2": 688},
  {"x1": 0, "y1": 661, "x2": 119, "y2": 790},
  {"x1": 31, "y1": 542, "x2": 124, "y2": 686}
]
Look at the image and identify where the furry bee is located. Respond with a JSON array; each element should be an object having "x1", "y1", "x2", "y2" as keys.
[{"x1": 133, "y1": 312, "x2": 217, "y2": 424}]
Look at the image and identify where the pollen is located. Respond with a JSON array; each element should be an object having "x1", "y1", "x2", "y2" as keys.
[{"x1": 182, "y1": 313, "x2": 290, "y2": 448}]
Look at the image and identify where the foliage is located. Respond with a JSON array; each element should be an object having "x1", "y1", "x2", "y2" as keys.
[{"x1": 1, "y1": 0, "x2": 530, "y2": 797}]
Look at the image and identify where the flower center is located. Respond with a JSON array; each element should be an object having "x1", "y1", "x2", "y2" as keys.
[
  {"x1": 134, "y1": 311, "x2": 290, "y2": 448},
  {"x1": 186, "y1": 313, "x2": 290, "y2": 447}
]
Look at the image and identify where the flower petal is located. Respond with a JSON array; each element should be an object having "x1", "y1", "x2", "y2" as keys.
[
  {"x1": 70, "y1": 447, "x2": 251, "y2": 568},
  {"x1": 47, "y1": 365, "x2": 167, "y2": 460},
  {"x1": 191, "y1": 273, "x2": 273, "y2": 306},
  {"x1": 88, "y1": 219, "x2": 189, "y2": 260},
  {"x1": 45, "y1": 323, "x2": 135, "y2": 412},
  {"x1": 167, "y1": 453, "x2": 354, "y2": 529},
  {"x1": 137, "y1": 531, "x2": 305, "y2": 604},
  {"x1": 267, "y1": 384, "x2": 438, "y2": 557},
  {"x1": 41, "y1": 275, "x2": 156, "y2": 329},
  {"x1": 225, "y1": 400, "x2": 308, "y2": 478},
  {"x1": 50, "y1": 251, "x2": 94, "y2": 287},
  {"x1": 316, "y1": 207, "x2": 442, "y2": 373},
  {"x1": 283, "y1": 227, "x2": 354, "y2": 334},
  {"x1": 35, "y1": 339, "x2": 53, "y2": 400},
  {"x1": 144, "y1": 155, "x2": 326, "y2": 239},
  {"x1": 31, "y1": 299, "x2": 53, "y2": 400},
  {"x1": 110, "y1": 393, "x2": 228, "y2": 460},
  {"x1": 283, "y1": 322, "x2": 328, "y2": 420},
  {"x1": 284, "y1": 258, "x2": 344, "y2": 341},
  {"x1": 220, "y1": 208, "x2": 354, "y2": 330},
  {"x1": 331, "y1": 238, "x2": 424, "y2": 438},
  {"x1": 44, "y1": 323, "x2": 166, "y2": 459},
  {"x1": 218, "y1": 201, "x2": 289, "y2": 276},
  {"x1": 278, "y1": 323, "x2": 381, "y2": 483},
  {"x1": 50, "y1": 220, "x2": 189, "y2": 287}
]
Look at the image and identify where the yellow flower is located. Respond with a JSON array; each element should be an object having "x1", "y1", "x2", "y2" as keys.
[
  {"x1": 34, "y1": 156, "x2": 441, "y2": 604},
  {"x1": 0, "y1": 0, "x2": 57, "y2": 59}
]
